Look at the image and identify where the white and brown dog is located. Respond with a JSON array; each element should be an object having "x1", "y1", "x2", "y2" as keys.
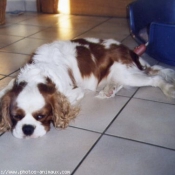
[{"x1": 0, "y1": 38, "x2": 175, "y2": 139}]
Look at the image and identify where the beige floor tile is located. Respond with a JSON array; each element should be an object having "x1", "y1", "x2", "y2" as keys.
[
  {"x1": 102, "y1": 18, "x2": 129, "y2": 29},
  {"x1": 74, "y1": 135, "x2": 175, "y2": 175},
  {"x1": 69, "y1": 15, "x2": 108, "y2": 21},
  {"x1": 29, "y1": 16, "x2": 109, "y2": 40},
  {"x1": 107, "y1": 17, "x2": 129, "y2": 24},
  {"x1": 0, "y1": 24, "x2": 45, "y2": 37},
  {"x1": 8, "y1": 71, "x2": 19, "y2": 78},
  {"x1": 19, "y1": 14, "x2": 70, "y2": 27},
  {"x1": 1, "y1": 38, "x2": 51, "y2": 54},
  {"x1": 70, "y1": 91, "x2": 129, "y2": 132},
  {"x1": 134, "y1": 87, "x2": 175, "y2": 104},
  {"x1": 0, "y1": 52, "x2": 29, "y2": 75},
  {"x1": 79, "y1": 20, "x2": 130, "y2": 40},
  {"x1": 0, "y1": 127, "x2": 100, "y2": 172},
  {"x1": 117, "y1": 87, "x2": 138, "y2": 97},
  {"x1": 0, "y1": 75, "x2": 4, "y2": 79},
  {"x1": 30, "y1": 26, "x2": 87, "y2": 40},
  {"x1": 122, "y1": 35, "x2": 138, "y2": 49},
  {"x1": 0, "y1": 76, "x2": 14, "y2": 90},
  {"x1": 0, "y1": 35, "x2": 23, "y2": 48},
  {"x1": 60, "y1": 15, "x2": 109, "y2": 29},
  {"x1": 106, "y1": 98, "x2": 175, "y2": 149}
]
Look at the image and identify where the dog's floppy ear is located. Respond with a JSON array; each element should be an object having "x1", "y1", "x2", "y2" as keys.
[
  {"x1": 38, "y1": 78, "x2": 80, "y2": 129},
  {"x1": 0, "y1": 79, "x2": 26, "y2": 135},
  {"x1": 0, "y1": 92, "x2": 12, "y2": 135},
  {"x1": 51, "y1": 91, "x2": 80, "y2": 128},
  {"x1": 0, "y1": 79, "x2": 16, "y2": 135}
]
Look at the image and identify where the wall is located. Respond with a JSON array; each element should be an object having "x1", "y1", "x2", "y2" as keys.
[
  {"x1": 6, "y1": 0, "x2": 36, "y2": 12},
  {"x1": 6, "y1": 0, "x2": 134, "y2": 17},
  {"x1": 67, "y1": 0, "x2": 134, "y2": 17}
]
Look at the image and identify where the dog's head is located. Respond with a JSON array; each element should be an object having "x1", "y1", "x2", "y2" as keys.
[{"x1": 0, "y1": 78, "x2": 79, "y2": 139}]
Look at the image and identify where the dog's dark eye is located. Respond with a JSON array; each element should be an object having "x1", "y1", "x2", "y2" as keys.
[
  {"x1": 36, "y1": 115, "x2": 45, "y2": 120},
  {"x1": 14, "y1": 115, "x2": 24, "y2": 120}
]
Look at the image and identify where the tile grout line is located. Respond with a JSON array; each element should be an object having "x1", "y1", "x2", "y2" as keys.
[
  {"x1": 105, "y1": 134, "x2": 175, "y2": 152},
  {"x1": 0, "y1": 14, "x2": 72, "y2": 50},
  {"x1": 117, "y1": 93, "x2": 175, "y2": 106},
  {"x1": 71, "y1": 85, "x2": 175, "y2": 174},
  {"x1": 121, "y1": 34, "x2": 131, "y2": 43},
  {"x1": 0, "y1": 69, "x2": 19, "y2": 79},
  {"x1": 22, "y1": 25, "x2": 58, "y2": 38},
  {"x1": 0, "y1": 29, "x2": 51, "y2": 51},
  {"x1": 133, "y1": 96, "x2": 175, "y2": 106},
  {"x1": 0, "y1": 50, "x2": 31, "y2": 55},
  {"x1": 0, "y1": 37, "x2": 26, "y2": 50},
  {"x1": 72, "y1": 17, "x2": 112, "y2": 39},
  {"x1": 70, "y1": 125, "x2": 175, "y2": 152},
  {"x1": 69, "y1": 125, "x2": 102, "y2": 135},
  {"x1": 71, "y1": 88, "x2": 139, "y2": 175},
  {"x1": 0, "y1": 17, "x2": 111, "y2": 54}
]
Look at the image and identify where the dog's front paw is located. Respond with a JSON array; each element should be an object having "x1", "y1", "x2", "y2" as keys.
[
  {"x1": 96, "y1": 85, "x2": 118, "y2": 99},
  {"x1": 96, "y1": 84, "x2": 123, "y2": 99}
]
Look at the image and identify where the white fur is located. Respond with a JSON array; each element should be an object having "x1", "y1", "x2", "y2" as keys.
[
  {"x1": 13, "y1": 114, "x2": 47, "y2": 139},
  {"x1": 103, "y1": 39, "x2": 120, "y2": 49},
  {"x1": 13, "y1": 84, "x2": 46, "y2": 138},
  {"x1": 16, "y1": 85, "x2": 45, "y2": 112}
]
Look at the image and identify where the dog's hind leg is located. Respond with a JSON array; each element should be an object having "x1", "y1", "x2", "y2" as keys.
[{"x1": 121, "y1": 68, "x2": 175, "y2": 98}]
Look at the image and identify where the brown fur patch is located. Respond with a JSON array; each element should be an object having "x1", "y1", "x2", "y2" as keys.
[
  {"x1": 74, "y1": 40, "x2": 113, "y2": 82},
  {"x1": 38, "y1": 77, "x2": 56, "y2": 94},
  {"x1": 108, "y1": 44, "x2": 143, "y2": 70},
  {"x1": 38, "y1": 78, "x2": 79, "y2": 129},
  {"x1": 68, "y1": 68, "x2": 77, "y2": 88},
  {"x1": 76, "y1": 45, "x2": 96, "y2": 77},
  {"x1": 32, "y1": 104, "x2": 52, "y2": 132},
  {"x1": 50, "y1": 91, "x2": 79, "y2": 128},
  {"x1": 10, "y1": 107, "x2": 25, "y2": 121},
  {"x1": 10, "y1": 105, "x2": 25, "y2": 127},
  {"x1": 71, "y1": 38, "x2": 91, "y2": 45},
  {"x1": 0, "y1": 81, "x2": 27, "y2": 133},
  {"x1": 89, "y1": 43, "x2": 113, "y2": 82},
  {"x1": 27, "y1": 53, "x2": 35, "y2": 64},
  {"x1": 0, "y1": 93, "x2": 12, "y2": 133},
  {"x1": 73, "y1": 39, "x2": 144, "y2": 84}
]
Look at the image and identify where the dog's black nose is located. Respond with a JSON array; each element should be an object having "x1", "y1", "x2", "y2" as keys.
[{"x1": 22, "y1": 125, "x2": 35, "y2": 136}]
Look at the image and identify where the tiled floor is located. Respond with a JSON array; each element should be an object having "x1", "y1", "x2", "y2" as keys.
[{"x1": 0, "y1": 13, "x2": 175, "y2": 175}]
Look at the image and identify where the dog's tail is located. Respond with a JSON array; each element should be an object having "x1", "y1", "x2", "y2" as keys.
[
  {"x1": 145, "y1": 65, "x2": 175, "y2": 98},
  {"x1": 145, "y1": 65, "x2": 175, "y2": 84}
]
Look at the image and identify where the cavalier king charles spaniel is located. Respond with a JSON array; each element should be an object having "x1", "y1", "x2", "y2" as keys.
[{"x1": 0, "y1": 38, "x2": 175, "y2": 138}]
